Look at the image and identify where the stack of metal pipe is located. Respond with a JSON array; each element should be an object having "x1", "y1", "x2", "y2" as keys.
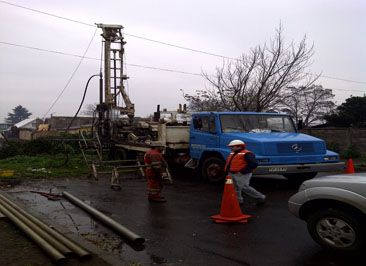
[{"x1": 0, "y1": 193, "x2": 90, "y2": 263}]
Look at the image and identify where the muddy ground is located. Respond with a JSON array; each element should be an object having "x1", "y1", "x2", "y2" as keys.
[{"x1": 1, "y1": 172, "x2": 365, "y2": 266}]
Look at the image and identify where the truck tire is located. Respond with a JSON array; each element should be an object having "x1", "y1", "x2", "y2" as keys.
[
  {"x1": 283, "y1": 172, "x2": 317, "y2": 182},
  {"x1": 113, "y1": 148, "x2": 128, "y2": 160},
  {"x1": 201, "y1": 157, "x2": 226, "y2": 183}
]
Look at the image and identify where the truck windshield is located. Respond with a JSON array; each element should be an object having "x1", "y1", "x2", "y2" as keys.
[{"x1": 220, "y1": 114, "x2": 296, "y2": 133}]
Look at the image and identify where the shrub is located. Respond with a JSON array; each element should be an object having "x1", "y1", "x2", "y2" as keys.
[
  {"x1": 341, "y1": 144, "x2": 361, "y2": 159},
  {"x1": 0, "y1": 137, "x2": 80, "y2": 159},
  {"x1": 326, "y1": 142, "x2": 340, "y2": 153}
]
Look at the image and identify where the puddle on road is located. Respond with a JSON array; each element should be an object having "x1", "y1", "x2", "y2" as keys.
[{"x1": 5, "y1": 184, "x2": 155, "y2": 265}]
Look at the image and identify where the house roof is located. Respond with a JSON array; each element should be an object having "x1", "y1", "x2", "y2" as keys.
[{"x1": 14, "y1": 118, "x2": 36, "y2": 128}]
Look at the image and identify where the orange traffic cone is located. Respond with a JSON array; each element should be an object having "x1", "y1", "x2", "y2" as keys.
[
  {"x1": 345, "y1": 158, "x2": 355, "y2": 174},
  {"x1": 210, "y1": 176, "x2": 251, "y2": 223}
]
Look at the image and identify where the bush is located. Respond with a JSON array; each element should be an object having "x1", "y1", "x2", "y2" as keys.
[
  {"x1": 0, "y1": 137, "x2": 80, "y2": 159},
  {"x1": 341, "y1": 144, "x2": 361, "y2": 159},
  {"x1": 326, "y1": 142, "x2": 340, "y2": 153}
]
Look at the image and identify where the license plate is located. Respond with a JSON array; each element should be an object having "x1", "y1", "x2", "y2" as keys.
[{"x1": 269, "y1": 167, "x2": 287, "y2": 172}]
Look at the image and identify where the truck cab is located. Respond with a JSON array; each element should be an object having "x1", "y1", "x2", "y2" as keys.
[{"x1": 189, "y1": 112, "x2": 344, "y2": 182}]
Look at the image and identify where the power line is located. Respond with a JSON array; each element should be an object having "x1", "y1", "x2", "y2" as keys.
[
  {"x1": 0, "y1": 41, "x2": 203, "y2": 77},
  {"x1": 320, "y1": 75, "x2": 366, "y2": 85},
  {"x1": 0, "y1": 41, "x2": 97, "y2": 60},
  {"x1": 124, "y1": 33, "x2": 237, "y2": 61},
  {"x1": 42, "y1": 27, "x2": 98, "y2": 119},
  {"x1": 0, "y1": 0, "x2": 233, "y2": 60},
  {"x1": 1, "y1": 40, "x2": 364, "y2": 94},
  {"x1": 1, "y1": 0, "x2": 366, "y2": 85},
  {"x1": 0, "y1": 0, "x2": 94, "y2": 27}
]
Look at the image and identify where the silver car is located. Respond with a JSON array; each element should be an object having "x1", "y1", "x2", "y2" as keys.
[{"x1": 288, "y1": 173, "x2": 366, "y2": 252}]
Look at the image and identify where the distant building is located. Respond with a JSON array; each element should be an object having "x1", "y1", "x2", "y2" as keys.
[
  {"x1": 32, "y1": 116, "x2": 94, "y2": 139},
  {"x1": 14, "y1": 118, "x2": 43, "y2": 130},
  {"x1": 15, "y1": 118, "x2": 43, "y2": 140},
  {"x1": 0, "y1": 123, "x2": 13, "y2": 132},
  {"x1": 45, "y1": 116, "x2": 93, "y2": 131},
  {"x1": 2, "y1": 118, "x2": 43, "y2": 140}
]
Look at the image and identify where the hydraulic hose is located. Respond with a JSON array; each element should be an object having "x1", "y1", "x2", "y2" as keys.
[{"x1": 57, "y1": 73, "x2": 101, "y2": 167}]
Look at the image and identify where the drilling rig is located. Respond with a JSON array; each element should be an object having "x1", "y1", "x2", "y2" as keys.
[
  {"x1": 95, "y1": 23, "x2": 135, "y2": 145},
  {"x1": 93, "y1": 23, "x2": 190, "y2": 162}
]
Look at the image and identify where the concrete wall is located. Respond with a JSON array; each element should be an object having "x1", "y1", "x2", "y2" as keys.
[
  {"x1": 19, "y1": 129, "x2": 32, "y2": 140},
  {"x1": 46, "y1": 116, "x2": 93, "y2": 130},
  {"x1": 301, "y1": 127, "x2": 366, "y2": 156}
]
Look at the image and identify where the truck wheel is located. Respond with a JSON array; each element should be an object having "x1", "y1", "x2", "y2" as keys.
[
  {"x1": 201, "y1": 157, "x2": 225, "y2": 183},
  {"x1": 307, "y1": 208, "x2": 365, "y2": 253},
  {"x1": 114, "y1": 148, "x2": 128, "y2": 160},
  {"x1": 283, "y1": 172, "x2": 317, "y2": 182}
]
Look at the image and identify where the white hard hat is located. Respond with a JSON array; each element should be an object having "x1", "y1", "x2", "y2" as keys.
[{"x1": 227, "y1": 140, "x2": 245, "y2": 147}]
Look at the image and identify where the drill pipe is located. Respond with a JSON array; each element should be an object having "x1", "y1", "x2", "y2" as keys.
[
  {"x1": 0, "y1": 193, "x2": 90, "y2": 258},
  {"x1": 62, "y1": 191, "x2": 145, "y2": 245},
  {"x1": 0, "y1": 203, "x2": 67, "y2": 263},
  {"x1": 0, "y1": 196, "x2": 71, "y2": 255}
]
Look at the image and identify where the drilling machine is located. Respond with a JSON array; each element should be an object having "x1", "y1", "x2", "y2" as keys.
[{"x1": 95, "y1": 23, "x2": 135, "y2": 146}]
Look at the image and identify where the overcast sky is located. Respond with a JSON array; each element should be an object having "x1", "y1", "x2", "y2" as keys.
[{"x1": 0, "y1": 0, "x2": 365, "y2": 122}]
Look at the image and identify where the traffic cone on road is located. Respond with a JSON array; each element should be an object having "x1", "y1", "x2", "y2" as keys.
[
  {"x1": 210, "y1": 176, "x2": 251, "y2": 223},
  {"x1": 345, "y1": 158, "x2": 355, "y2": 174}
]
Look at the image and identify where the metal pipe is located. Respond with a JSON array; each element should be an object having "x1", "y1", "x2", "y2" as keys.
[
  {"x1": 0, "y1": 194, "x2": 90, "y2": 258},
  {"x1": 0, "y1": 197, "x2": 71, "y2": 255},
  {"x1": 62, "y1": 191, "x2": 145, "y2": 245},
  {"x1": 99, "y1": 72, "x2": 103, "y2": 105},
  {"x1": 0, "y1": 203, "x2": 67, "y2": 263}
]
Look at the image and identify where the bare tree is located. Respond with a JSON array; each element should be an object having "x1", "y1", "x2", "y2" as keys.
[
  {"x1": 279, "y1": 85, "x2": 335, "y2": 127},
  {"x1": 184, "y1": 25, "x2": 317, "y2": 112},
  {"x1": 81, "y1": 103, "x2": 98, "y2": 116},
  {"x1": 180, "y1": 89, "x2": 225, "y2": 111}
]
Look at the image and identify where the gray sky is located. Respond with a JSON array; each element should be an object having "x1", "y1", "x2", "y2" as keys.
[{"x1": 0, "y1": 0, "x2": 365, "y2": 122}]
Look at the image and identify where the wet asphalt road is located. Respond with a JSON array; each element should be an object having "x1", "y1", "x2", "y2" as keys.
[{"x1": 3, "y1": 172, "x2": 365, "y2": 266}]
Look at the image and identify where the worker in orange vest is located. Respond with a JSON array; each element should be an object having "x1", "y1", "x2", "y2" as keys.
[
  {"x1": 144, "y1": 141, "x2": 168, "y2": 202},
  {"x1": 225, "y1": 140, "x2": 266, "y2": 206}
]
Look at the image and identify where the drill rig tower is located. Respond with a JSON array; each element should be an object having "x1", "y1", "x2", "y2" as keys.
[{"x1": 96, "y1": 24, "x2": 135, "y2": 142}]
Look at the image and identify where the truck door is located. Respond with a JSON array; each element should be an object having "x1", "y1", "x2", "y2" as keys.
[{"x1": 190, "y1": 114, "x2": 219, "y2": 158}]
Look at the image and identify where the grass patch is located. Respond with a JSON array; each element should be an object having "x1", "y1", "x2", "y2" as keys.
[{"x1": 0, "y1": 154, "x2": 89, "y2": 179}]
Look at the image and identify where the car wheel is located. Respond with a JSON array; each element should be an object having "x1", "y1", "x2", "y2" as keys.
[
  {"x1": 307, "y1": 208, "x2": 365, "y2": 252},
  {"x1": 201, "y1": 157, "x2": 225, "y2": 183}
]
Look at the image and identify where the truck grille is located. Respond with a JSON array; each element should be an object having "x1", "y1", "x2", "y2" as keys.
[{"x1": 277, "y1": 143, "x2": 315, "y2": 154}]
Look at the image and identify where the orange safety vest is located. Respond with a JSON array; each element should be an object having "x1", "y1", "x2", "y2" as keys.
[
  {"x1": 224, "y1": 149, "x2": 250, "y2": 173},
  {"x1": 144, "y1": 149, "x2": 166, "y2": 176}
]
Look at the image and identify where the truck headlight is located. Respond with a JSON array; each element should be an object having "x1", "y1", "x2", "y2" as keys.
[{"x1": 324, "y1": 156, "x2": 338, "y2": 161}]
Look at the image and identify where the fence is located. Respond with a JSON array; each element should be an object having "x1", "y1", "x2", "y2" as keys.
[{"x1": 300, "y1": 127, "x2": 366, "y2": 156}]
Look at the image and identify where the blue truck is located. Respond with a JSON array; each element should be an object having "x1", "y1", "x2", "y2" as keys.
[
  {"x1": 184, "y1": 111, "x2": 344, "y2": 182},
  {"x1": 116, "y1": 111, "x2": 344, "y2": 182}
]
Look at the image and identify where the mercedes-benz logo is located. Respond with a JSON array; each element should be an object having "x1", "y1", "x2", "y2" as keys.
[{"x1": 291, "y1": 144, "x2": 302, "y2": 153}]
